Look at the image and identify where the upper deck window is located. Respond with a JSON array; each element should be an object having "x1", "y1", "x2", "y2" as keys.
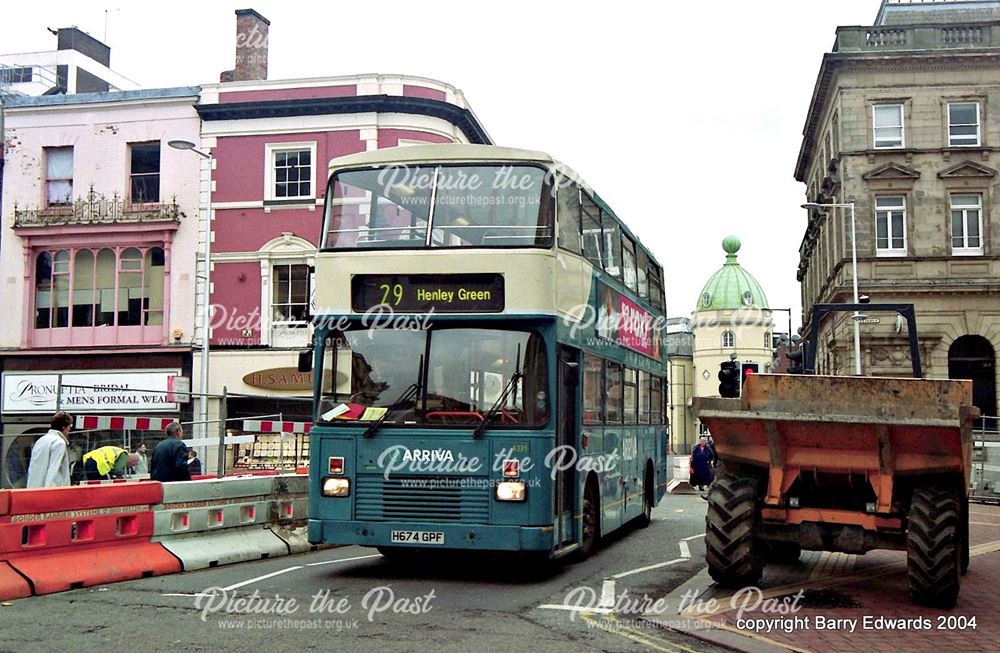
[{"x1": 323, "y1": 164, "x2": 552, "y2": 250}]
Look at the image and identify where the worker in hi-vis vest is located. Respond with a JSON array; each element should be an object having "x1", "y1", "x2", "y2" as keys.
[{"x1": 82, "y1": 446, "x2": 138, "y2": 481}]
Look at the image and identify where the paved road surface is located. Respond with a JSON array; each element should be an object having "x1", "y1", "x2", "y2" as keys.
[{"x1": 1, "y1": 494, "x2": 724, "y2": 653}]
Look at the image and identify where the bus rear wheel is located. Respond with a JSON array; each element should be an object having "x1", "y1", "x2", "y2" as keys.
[
  {"x1": 636, "y1": 466, "x2": 653, "y2": 528},
  {"x1": 580, "y1": 482, "x2": 600, "y2": 558}
]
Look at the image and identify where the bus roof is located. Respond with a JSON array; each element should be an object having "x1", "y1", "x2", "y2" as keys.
[
  {"x1": 328, "y1": 143, "x2": 576, "y2": 177},
  {"x1": 326, "y1": 143, "x2": 661, "y2": 268}
]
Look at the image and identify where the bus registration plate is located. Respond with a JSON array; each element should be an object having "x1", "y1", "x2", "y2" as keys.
[{"x1": 390, "y1": 530, "x2": 445, "y2": 545}]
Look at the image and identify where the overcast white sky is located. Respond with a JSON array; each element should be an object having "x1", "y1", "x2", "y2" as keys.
[{"x1": 4, "y1": 0, "x2": 883, "y2": 329}]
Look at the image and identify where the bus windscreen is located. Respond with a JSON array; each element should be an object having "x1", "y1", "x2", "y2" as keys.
[{"x1": 323, "y1": 165, "x2": 552, "y2": 249}]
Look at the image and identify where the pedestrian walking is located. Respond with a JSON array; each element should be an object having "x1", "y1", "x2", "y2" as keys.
[
  {"x1": 187, "y1": 449, "x2": 202, "y2": 476},
  {"x1": 26, "y1": 412, "x2": 74, "y2": 488},
  {"x1": 129, "y1": 443, "x2": 149, "y2": 476},
  {"x1": 150, "y1": 422, "x2": 191, "y2": 482},
  {"x1": 690, "y1": 435, "x2": 717, "y2": 491}
]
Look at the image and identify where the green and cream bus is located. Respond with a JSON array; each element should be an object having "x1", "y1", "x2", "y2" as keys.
[{"x1": 305, "y1": 144, "x2": 668, "y2": 559}]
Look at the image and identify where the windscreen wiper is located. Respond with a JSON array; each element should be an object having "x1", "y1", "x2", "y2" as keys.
[
  {"x1": 364, "y1": 355, "x2": 423, "y2": 439},
  {"x1": 473, "y1": 344, "x2": 522, "y2": 440}
]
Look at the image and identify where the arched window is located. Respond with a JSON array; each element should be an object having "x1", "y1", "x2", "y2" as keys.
[
  {"x1": 34, "y1": 252, "x2": 53, "y2": 329},
  {"x1": 96, "y1": 249, "x2": 116, "y2": 326},
  {"x1": 144, "y1": 247, "x2": 165, "y2": 326},
  {"x1": 119, "y1": 248, "x2": 144, "y2": 326},
  {"x1": 72, "y1": 250, "x2": 95, "y2": 327},
  {"x1": 722, "y1": 331, "x2": 735, "y2": 348},
  {"x1": 52, "y1": 250, "x2": 70, "y2": 327}
]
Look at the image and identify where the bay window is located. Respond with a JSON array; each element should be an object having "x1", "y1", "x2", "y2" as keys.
[{"x1": 33, "y1": 246, "x2": 166, "y2": 334}]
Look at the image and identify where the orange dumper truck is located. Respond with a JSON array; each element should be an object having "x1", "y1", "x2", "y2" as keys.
[{"x1": 693, "y1": 303, "x2": 980, "y2": 607}]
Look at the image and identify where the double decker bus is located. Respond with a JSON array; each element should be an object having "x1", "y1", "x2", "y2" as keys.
[{"x1": 304, "y1": 144, "x2": 668, "y2": 559}]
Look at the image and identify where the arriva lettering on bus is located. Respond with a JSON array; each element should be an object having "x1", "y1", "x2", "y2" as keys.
[{"x1": 401, "y1": 449, "x2": 455, "y2": 463}]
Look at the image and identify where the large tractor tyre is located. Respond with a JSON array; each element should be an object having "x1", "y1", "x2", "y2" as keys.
[
  {"x1": 706, "y1": 473, "x2": 764, "y2": 587},
  {"x1": 961, "y1": 499, "x2": 970, "y2": 576},
  {"x1": 579, "y1": 481, "x2": 601, "y2": 558},
  {"x1": 907, "y1": 487, "x2": 962, "y2": 608},
  {"x1": 767, "y1": 541, "x2": 801, "y2": 564},
  {"x1": 636, "y1": 466, "x2": 654, "y2": 529}
]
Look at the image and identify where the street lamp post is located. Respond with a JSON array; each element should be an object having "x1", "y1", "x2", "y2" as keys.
[
  {"x1": 801, "y1": 201, "x2": 862, "y2": 375},
  {"x1": 168, "y1": 140, "x2": 214, "y2": 440}
]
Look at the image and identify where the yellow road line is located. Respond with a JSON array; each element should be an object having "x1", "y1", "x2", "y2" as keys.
[
  {"x1": 699, "y1": 618, "x2": 815, "y2": 653},
  {"x1": 581, "y1": 612, "x2": 699, "y2": 653}
]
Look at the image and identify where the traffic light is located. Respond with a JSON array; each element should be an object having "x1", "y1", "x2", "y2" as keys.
[
  {"x1": 718, "y1": 360, "x2": 740, "y2": 398},
  {"x1": 786, "y1": 344, "x2": 806, "y2": 374},
  {"x1": 741, "y1": 362, "x2": 759, "y2": 387}
]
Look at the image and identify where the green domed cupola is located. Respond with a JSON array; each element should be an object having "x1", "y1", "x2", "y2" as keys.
[{"x1": 696, "y1": 236, "x2": 769, "y2": 311}]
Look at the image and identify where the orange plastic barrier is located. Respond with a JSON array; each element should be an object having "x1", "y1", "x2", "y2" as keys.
[
  {"x1": 0, "y1": 482, "x2": 180, "y2": 600},
  {"x1": 8, "y1": 542, "x2": 180, "y2": 595},
  {"x1": 0, "y1": 561, "x2": 31, "y2": 600},
  {"x1": 3, "y1": 482, "x2": 163, "y2": 515}
]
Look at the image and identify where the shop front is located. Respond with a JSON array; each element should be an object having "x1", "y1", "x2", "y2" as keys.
[{"x1": 0, "y1": 351, "x2": 191, "y2": 487}]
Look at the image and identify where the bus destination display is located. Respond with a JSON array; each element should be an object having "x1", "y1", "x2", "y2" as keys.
[{"x1": 351, "y1": 274, "x2": 505, "y2": 313}]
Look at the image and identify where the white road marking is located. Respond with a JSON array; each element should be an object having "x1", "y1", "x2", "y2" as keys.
[
  {"x1": 222, "y1": 566, "x2": 304, "y2": 591},
  {"x1": 611, "y1": 558, "x2": 686, "y2": 580},
  {"x1": 305, "y1": 553, "x2": 383, "y2": 567},
  {"x1": 537, "y1": 604, "x2": 613, "y2": 614},
  {"x1": 599, "y1": 579, "x2": 616, "y2": 608},
  {"x1": 539, "y1": 533, "x2": 702, "y2": 615},
  {"x1": 160, "y1": 552, "x2": 384, "y2": 597}
]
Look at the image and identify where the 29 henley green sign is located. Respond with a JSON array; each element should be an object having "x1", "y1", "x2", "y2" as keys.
[{"x1": 351, "y1": 274, "x2": 505, "y2": 313}]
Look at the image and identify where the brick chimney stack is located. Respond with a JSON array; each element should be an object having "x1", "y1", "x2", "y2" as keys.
[{"x1": 226, "y1": 8, "x2": 269, "y2": 82}]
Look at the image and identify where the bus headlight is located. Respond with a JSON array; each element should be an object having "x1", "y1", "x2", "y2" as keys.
[
  {"x1": 495, "y1": 481, "x2": 526, "y2": 502},
  {"x1": 322, "y1": 477, "x2": 351, "y2": 497}
]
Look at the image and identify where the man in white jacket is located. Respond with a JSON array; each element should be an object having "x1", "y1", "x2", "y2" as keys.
[{"x1": 26, "y1": 412, "x2": 73, "y2": 488}]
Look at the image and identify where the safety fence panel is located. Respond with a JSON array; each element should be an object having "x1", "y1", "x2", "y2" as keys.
[
  {"x1": 971, "y1": 418, "x2": 1000, "y2": 502},
  {"x1": 151, "y1": 473, "x2": 314, "y2": 570}
]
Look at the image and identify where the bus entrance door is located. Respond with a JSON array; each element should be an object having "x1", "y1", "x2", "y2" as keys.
[{"x1": 554, "y1": 346, "x2": 579, "y2": 548}]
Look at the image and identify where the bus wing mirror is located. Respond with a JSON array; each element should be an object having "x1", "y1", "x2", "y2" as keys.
[
  {"x1": 563, "y1": 362, "x2": 579, "y2": 387},
  {"x1": 298, "y1": 349, "x2": 314, "y2": 373}
]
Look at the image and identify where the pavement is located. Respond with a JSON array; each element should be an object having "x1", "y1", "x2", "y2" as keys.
[{"x1": 644, "y1": 501, "x2": 1000, "y2": 653}]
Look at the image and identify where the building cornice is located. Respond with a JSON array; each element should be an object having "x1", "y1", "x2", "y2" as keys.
[
  {"x1": 194, "y1": 95, "x2": 492, "y2": 145},
  {"x1": 795, "y1": 49, "x2": 1000, "y2": 181}
]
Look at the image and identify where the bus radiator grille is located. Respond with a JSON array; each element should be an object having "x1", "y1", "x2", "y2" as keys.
[{"x1": 355, "y1": 476, "x2": 491, "y2": 523}]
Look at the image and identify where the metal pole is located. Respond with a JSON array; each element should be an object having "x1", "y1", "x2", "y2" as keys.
[
  {"x1": 200, "y1": 154, "x2": 213, "y2": 441},
  {"x1": 216, "y1": 386, "x2": 227, "y2": 477},
  {"x1": 850, "y1": 202, "x2": 862, "y2": 375}
]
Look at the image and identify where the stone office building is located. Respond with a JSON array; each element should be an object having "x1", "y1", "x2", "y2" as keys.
[{"x1": 795, "y1": 0, "x2": 1000, "y2": 421}]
